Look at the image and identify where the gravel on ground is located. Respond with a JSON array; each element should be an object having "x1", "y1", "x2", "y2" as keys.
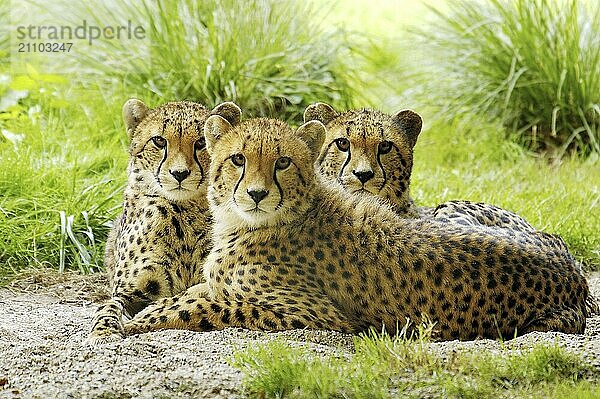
[{"x1": 1, "y1": 270, "x2": 598, "y2": 398}]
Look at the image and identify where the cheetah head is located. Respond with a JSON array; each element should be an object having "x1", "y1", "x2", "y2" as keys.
[
  {"x1": 123, "y1": 99, "x2": 241, "y2": 202},
  {"x1": 304, "y1": 103, "x2": 422, "y2": 207},
  {"x1": 204, "y1": 116, "x2": 325, "y2": 228}
]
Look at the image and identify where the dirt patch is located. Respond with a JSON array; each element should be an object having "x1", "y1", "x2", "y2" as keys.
[
  {"x1": 0, "y1": 271, "x2": 599, "y2": 398},
  {"x1": 5, "y1": 269, "x2": 110, "y2": 303}
]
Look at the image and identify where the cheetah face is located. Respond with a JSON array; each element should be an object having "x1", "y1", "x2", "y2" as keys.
[
  {"x1": 204, "y1": 116, "x2": 325, "y2": 228},
  {"x1": 304, "y1": 103, "x2": 422, "y2": 206},
  {"x1": 123, "y1": 100, "x2": 241, "y2": 203},
  {"x1": 132, "y1": 127, "x2": 208, "y2": 202}
]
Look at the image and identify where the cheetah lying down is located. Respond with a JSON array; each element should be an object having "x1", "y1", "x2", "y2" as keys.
[
  {"x1": 121, "y1": 116, "x2": 588, "y2": 341},
  {"x1": 89, "y1": 100, "x2": 240, "y2": 342}
]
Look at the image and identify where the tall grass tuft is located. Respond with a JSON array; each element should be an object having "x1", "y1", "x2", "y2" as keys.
[
  {"x1": 415, "y1": 0, "x2": 600, "y2": 156},
  {"x1": 0, "y1": 75, "x2": 127, "y2": 280},
  {"x1": 68, "y1": 0, "x2": 359, "y2": 121}
]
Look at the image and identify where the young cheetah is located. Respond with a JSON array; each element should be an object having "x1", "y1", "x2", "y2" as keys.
[
  {"x1": 88, "y1": 99, "x2": 241, "y2": 342},
  {"x1": 305, "y1": 103, "x2": 594, "y2": 311},
  {"x1": 123, "y1": 116, "x2": 588, "y2": 341},
  {"x1": 304, "y1": 102, "x2": 537, "y2": 233}
]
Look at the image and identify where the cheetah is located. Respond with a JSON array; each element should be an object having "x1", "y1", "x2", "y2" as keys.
[
  {"x1": 303, "y1": 102, "x2": 537, "y2": 233},
  {"x1": 88, "y1": 99, "x2": 241, "y2": 342},
  {"x1": 122, "y1": 116, "x2": 588, "y2": 341},
  {"x1": 305, "y1": 102, "x2": 594, "y2": 310}
]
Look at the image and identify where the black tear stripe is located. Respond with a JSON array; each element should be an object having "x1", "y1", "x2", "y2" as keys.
[
  {"x1": 338, "y1": 146, "x2": 352, "y2": 179},
  {"x1": 156, "y1": 119, "x2": 171, "y2": 186},
  {"x1": 156, "y1": 147, "x2": 168, "y2": 187},
  {"x1": 274, "y1": 144, "x2": 287, "y2": 209},
  {"x1": 232, "y1": 161, "x2": 246, "y2": 206},
  {"x1": 273, "y1": 167, "x2": 285, "y2": 210},
  {"x1": 193, "y1": 149, "x2": 204, "y2": 188},
  {"x1": 376, "y1": 150, "x2": 387, "y2": 192},
  {"x1": 337, "y1": 123, "x2": 354, "y2": 179}
]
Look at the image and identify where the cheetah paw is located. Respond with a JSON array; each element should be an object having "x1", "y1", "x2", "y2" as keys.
[{"x1": 86, "y1": 322, "x2": 125, "y2": 345}]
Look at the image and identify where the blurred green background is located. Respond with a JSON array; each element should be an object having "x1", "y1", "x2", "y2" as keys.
[{"x1": 0, "y1": 0, "x2": 598, "y2": 281}]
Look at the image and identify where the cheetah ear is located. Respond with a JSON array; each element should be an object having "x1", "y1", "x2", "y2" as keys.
[
  {"x1": 122, "y1": 99, "x2": 149, "y2": 140},
  {"x1": 210, "y1": 102, "x2": 242, "y2": 126},
  {"x1": 296, "y1": 120, "x2": 326, "y2": 161},
  {"x1": 204, "y1": 115, "x2": 233, "y2": 151},
  {"x1": 303, "y1": 102, "x2": 339, "y2": 125},
  {"x1": 392, "y1": 109, "x2": 422, "y2": 148}
]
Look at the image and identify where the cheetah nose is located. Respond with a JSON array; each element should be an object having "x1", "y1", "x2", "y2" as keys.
[
  {"x1": 247, "y1": 189, "x2": 269, "y2": 204},
  {"x1": 352, "y1": 170, "x2": 375, "y2": 183},
  {"x1": 170, "y1": 169, "x2": 191, "y2": 183}
]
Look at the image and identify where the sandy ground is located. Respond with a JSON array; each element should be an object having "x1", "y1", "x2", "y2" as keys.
[{"x1": 0, "y1": 271, "x2": 599, "y2": 399}]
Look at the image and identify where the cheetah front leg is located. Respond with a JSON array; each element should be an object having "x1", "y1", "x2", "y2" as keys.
[
  {"x1": 88, "y1": 289, "x2": 158, "y2": 343},
  {"x1": 123, "y1": 290, "x2": 351, "y2": 335},
  {"x1": 88, "y1": 263, "x2": 196, "y2": 343}
]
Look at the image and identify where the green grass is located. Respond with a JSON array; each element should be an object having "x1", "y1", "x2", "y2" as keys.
[
  {"x1": 0, "y1": 1, "x2": 8, "y2": 65},
  {"x1": 413, "y1": 0, "x2": 600, "y2": 156},
  {"x1": 0, "y1": 75, "x2": 127, "y2": 279},
  {"x1": 232, "y1": 331, "x2": 596, "y2": 398},
  {"x1": 63, "y1": 0, "x2": 360, "y2": 121}
]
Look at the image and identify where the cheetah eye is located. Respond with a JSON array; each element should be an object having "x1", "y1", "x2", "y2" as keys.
[
  {"x1": 194, "y1": 137, "x2": 206, "y2": 151},
  {"x1": 231, "y1": 153, "x2": 245, "y2": 167},
  {"x1": 275, "y1": 157, "x2": 291, "y2": 170},
  {"x1": 378, "y1": 140, "x2": 393, "y2": 154},
  {"x1": 151, "y1": 136, "x2": 167, "y2": 149},
  {"x1": 334, "y1": 138, "x2": 350, "y2": 152}
]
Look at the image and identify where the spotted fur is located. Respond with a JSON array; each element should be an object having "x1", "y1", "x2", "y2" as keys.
[
  {"x1": 431, "y1": 201, "x2": 535, "y2": 231},
  {"x1": 88, "y1": 100, "x2": 241, "y2": 342},
  {"x1": 304, "y1": 103, "x2": 540, "y2": 231},
  {"x1": 305, "y1": 103, "x2": 595, "y2": 311},
  {"x1": 123, "y1": 116, "x2": 588, "y2": 341}
]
